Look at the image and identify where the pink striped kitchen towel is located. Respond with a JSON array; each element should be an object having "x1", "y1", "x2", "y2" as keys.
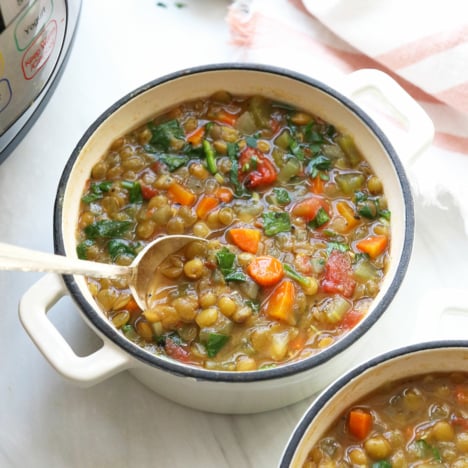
[{"x1": 228, "y1": 0, "x2": 468, "y2": 228}]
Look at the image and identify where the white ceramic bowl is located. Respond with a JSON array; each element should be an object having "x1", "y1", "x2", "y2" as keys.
[
  {"x1": 19, "y1": 64, "x2": 431, "y2": 414},
  {"x1": 279, "y1": 340, "x2": 468, "y2": 467}
]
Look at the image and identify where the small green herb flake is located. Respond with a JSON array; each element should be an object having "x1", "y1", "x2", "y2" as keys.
[
  {"x1": 206, "y1": 333, "x2": 228, "y2": 357},
  {"x1": 305, "y1": 154, "x2": 331, "y2": 179},
  {"x1": 157, "y1": 153, "x2": 189, "y2": 172},
  {"x1": 273, "y1": 188, "x2": 291, "y2": 205},
  {"x1": 148, "y1": 119, "x2": 184, "y2": 151},
  {"x1": 84, "y1": 220, "x2": 133, "y2": 240},
  {"x1": 108, "y1": 239, "x2": 138, "y2": 261},
  {"x1": 121, "y1": 180, "x2": 143, "y2": 204},
  {"x1": 245, "y1": 136, "x2": 257, "y2": 148},
  {"x1": 326, "y1": 241, "x2": 349, "y2": 254},
  {"x1": 262, "y1": 212, "x2": 291, "y2": 236},
  {"x1": 308, "y1": 207, "x2": 330, "y2": 229},
  {"x1": 76, "y1": 239, "x2": 94, "y2": 260},
  {"x1": 216, "y1": 247, "x2": 247, "y2": 282},
  {"x1": 81, "y1": 181, "x2": 112, "y2": 204}
]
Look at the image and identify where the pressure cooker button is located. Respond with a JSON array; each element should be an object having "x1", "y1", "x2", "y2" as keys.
[
  {"x1": 0, "y1": 78, "x2": 12, "y2": 113},
  {"x1": 14, "y1": 0, "x2": 53, "y2": 51}
]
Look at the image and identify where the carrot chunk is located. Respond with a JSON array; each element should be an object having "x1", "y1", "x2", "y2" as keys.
[
  {"x1": 229, "y1": 228, "x2": 261, "y2": 254},
  {"x1": 262, "y1": 279, "x2": 296, "y2": 325},
  {"x1": 215, "y1": 186, "x2": 234, "y2": 203},
  {"x1": 247, "y1": 255, "x2": 284, "y2": 286},
  {"x1": 196, "y1": 195, "x2": 219, "y2": 219},
  {"x1": 348, "y1": 409, "x2": 372, "y2": 440},
  {"x1": 356, "y1": 235, "x2": 388, "y2": 258},
  {"x1": 167, "y1": 181, "x2": 196, "y2": 206},
  {"x1": 186, "y1": 126, "x2": 205, "y2": 146},
  {"x1": 336, "y1": 200, "x2": 360, "y2": 232}
]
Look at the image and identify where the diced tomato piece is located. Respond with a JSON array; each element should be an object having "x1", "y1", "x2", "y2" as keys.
[
  {"x1": 165, "y1": 338, "x2": 191, "y2": 363},
  {"x1": 291, "y1": 196, "x2": 330, "y2": 225},
  {"x1": 141, "y1": 184, "x2": 158, "y2": 200},
  {"x1": 452, "y1": 416, "x2": 468, "y2": 429},
  {"x1": 321, "y1": 250, "x2": 356, "y2": 298},
  {"x1": 455, "y1": 384, "x2": 468, "y2": 405},
  {"x1": 340, "y1": 309, "x2": 364, "y2": 329},
  {"x1": 238, "y1": 147, "x2": 277, "y2": 188}
]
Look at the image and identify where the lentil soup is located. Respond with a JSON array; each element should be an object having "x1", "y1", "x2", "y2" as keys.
[
  {"x1": 76, "y1": 91, "x2": 391, "y2": 371},
  {"x1": 304, "y1": 372, "x2": 468, "y2": 467}
]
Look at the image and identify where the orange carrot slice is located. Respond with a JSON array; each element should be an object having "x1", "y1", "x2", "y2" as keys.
[
  {"x1": 167, "y1": 181, "x2": 196, "y2": 206},
  {"x1": 356, "y1": 235, "x2": 388, "y2": 258},
  {"x1": 229, "y1": 228, "x2": 261, "y2": 254},
  {"x1": 348, "y1": 409, "x2": 373, "y2": 440},
  {"x1": 247, "y1": 255, "x2": 284, "y2": 286},
  {"x1": 262, "y1": 279, "x2": 296, "y2": 325},
  {"x1": 196, "y1": 195, "x2": 219, "y2": 219}
]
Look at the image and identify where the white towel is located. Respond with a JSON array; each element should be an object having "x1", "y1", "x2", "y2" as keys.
[{"x1": 228, "y1": 0, "x2": 468, "y2": 230}]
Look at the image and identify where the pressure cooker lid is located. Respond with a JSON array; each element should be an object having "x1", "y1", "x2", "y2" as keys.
[{"x1": 0, "y1": 0, "x2": 81, "y2": 163}]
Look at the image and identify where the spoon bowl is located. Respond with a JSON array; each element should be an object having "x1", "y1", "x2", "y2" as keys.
[{"x1": 0, "y1": 234, "x2": 206, "y2": 309}]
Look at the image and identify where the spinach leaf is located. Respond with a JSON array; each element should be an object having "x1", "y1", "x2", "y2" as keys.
[
  {"x1": 289, "y1": 139, "x2": 305, "y2": 161},
  {"x1": 205, "y1": 333, "x2": 229, "y2": 358},
  {"x1": 308, "y1": 207, "x2": 330, "y2": 229},
  {"x1": 216, "y1": 247, "x2": 247, "y2": 282},
  {"x1": 84, "y1": 220, "x2": 133, "y2": 239},
  {"x1": 245, "y1": 136, "x2": 257, "y2": 148},
  {"x1": 108, "y1": 239, "x2": 139, "y2": 261},
  {"x1": 414, "y1": 439, "x2": 442, "y2": 462},
  {"x1": 326, "y1": 241, "x2": 349, "y2": 254},
  {"x1": 354, "y1": 191, "x2": 391, "y2": 220},
  {"x1": 81, "y1": 181, "x2": 112, "y2": 204},
  {"x1": 262, "y1": 212, "x2": 291, "y2": 236},
  {"x1": 147, "y1": 119, "x2": 184, "y2": 151},
  {"x1": 305, "y1": 154, "x2": 332, "y2": 179},
  {"x1": 273, "y1": 188, "x2": 291, "y2": 205},
  {"x1": 371, "y1": 462, "x2": 392, "y2": 468},
  {"x1": 227, "y1": 142, "x2": 250, "y2": 198},
  {"x1": 304, "y1": 122, "x2": 324, "y2": 144},
  {"x1": 157, "y1": 153, "x2": 189, "y2": 172},
  {"x1": 76, "y1": 239, "x2": 95, "y2": 260},
  {"x1": 121, "y1": 180, "x2": 143, "y2": 204}
]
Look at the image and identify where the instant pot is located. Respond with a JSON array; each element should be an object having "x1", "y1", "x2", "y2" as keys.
[{"x1": 0, "y1": 0, "x2": 81, "y2": 162}]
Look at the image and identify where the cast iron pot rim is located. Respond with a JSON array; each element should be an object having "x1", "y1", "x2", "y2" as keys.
[
  {"x1": 53, "y1": 62, "x2": 414, "y2": 383},
  {"x1": 279, "y1": 339, "x2": 468, "y2": 467}
]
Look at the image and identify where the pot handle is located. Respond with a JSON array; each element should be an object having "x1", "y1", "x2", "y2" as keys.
[
  {"x1": 413, "y1": 288, "x2": 468, "y2": 342},
  {"x1": 19, "y1": 273, "x2": 132, "y2": 386},
  {"x1": 340, "y1": 68, "x2": 434, "y2": 164}
]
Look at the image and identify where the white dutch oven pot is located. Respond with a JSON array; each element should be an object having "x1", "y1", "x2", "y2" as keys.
[{"x1": 19, "y1": 64, "x2": 433, "y2": 414}]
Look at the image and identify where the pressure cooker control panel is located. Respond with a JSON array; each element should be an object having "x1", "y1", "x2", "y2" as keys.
[{"x1": 0, "y1": 0, "x2": 80, "y2": 161}]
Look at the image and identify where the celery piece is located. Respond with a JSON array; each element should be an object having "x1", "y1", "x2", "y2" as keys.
[
  {"x1": 336, "y1": 134, "x2": 362, "y2": 166},
  {"x1": 353, "y1": 257, "x2": 380, "y2": 282},
  {"x1": 249, "y1": 96, "x2": 271, "y2": 128},
  {"x1": 277, "y1": 158, "x2": 301, "y2": 183},
  {"x1": 274, "y1": 129, "x2": 292, "y2": 150},
  {"x1": 335, "y1": 173, "x2": 365, "y2": 195},
  {"x1": 235, "y1": 111, "x2": 257, "y2": 134},
  {"x1": 324, "y1": 296, "x2": 351, "y2": 324}
]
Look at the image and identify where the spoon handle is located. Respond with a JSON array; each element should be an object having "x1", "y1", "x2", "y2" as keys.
[{"x1": 0, "y1": 242, "x2": 130, "y2": 278}]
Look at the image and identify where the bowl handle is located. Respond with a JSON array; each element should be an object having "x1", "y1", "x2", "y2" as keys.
[
  {"x1": 413, "y1": 288, "x2": 468, "y2": 342},
  {"x1": 19, "y1": 273, "x2": 132, "y2": 386},
  {"x1": 340, "y1": 68, "x2": 434, "y2": 164}
]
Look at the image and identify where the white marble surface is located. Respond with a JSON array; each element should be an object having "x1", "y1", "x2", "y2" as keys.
[{"x1": 1, "y1": 1, "x2": 468, "y2": 467}]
